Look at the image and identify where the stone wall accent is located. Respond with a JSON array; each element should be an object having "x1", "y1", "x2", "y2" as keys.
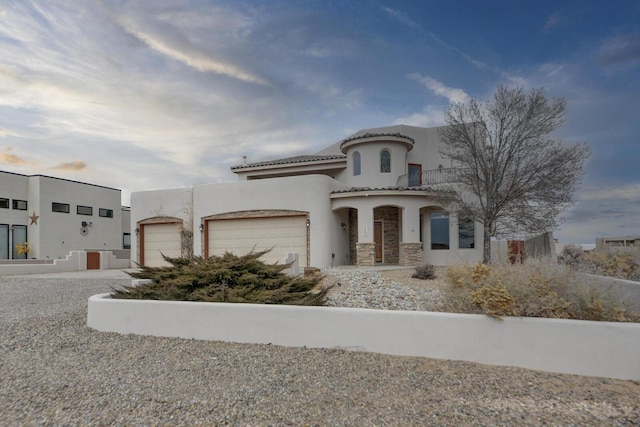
[
  {"x1": 400, "y1": 242, "x2": 423, "y2": 267},
  {"x1": 356, "y1": 243, "x2": 376, "y2": 267},
  {"x1": 349, "y1": 208, "x2": 358, "y2": 265},
  {"x1": 374, "y1": 206, "x2": 399, "y2": 265}
]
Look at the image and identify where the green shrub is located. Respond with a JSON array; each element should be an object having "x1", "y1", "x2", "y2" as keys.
[
  {"x1": 112, "y1": 249, "x2": 325, "y2": 306},
  {"x1": 412, "y1": 263, "x2": 437, "y2": 280}
]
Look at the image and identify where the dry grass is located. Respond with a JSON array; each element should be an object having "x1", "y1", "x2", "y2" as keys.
[
  {"x1": 375, "y1": 260, "x2": 640, "y2": 322},
  {"x1": 438, "y1": 259, "x2": 640, "y2": 322}
]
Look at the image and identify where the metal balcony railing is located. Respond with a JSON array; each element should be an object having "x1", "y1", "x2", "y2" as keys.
[{"x1": 396, "y1": 167, "x2": 468, "y2": 187}]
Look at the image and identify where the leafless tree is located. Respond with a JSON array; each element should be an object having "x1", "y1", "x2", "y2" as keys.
[{"x1": 438, "y1": 86, "x2": 591, "y2": 263}]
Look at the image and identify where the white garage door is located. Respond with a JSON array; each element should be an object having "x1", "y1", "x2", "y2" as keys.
[
  {"x1": 207, "y1": 216, "x2": 307, "y2": 266},
  {"x1": 143, "y1": 223, "x2": 182, "y2": 267}
]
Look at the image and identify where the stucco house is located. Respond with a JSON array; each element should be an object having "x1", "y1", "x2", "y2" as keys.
[
  {"x1": 0, "y1": 170, "x2": 130, "y2": 261},
  {"x1": 132, "y1": 124, "x2": 484, "y2": 269}
]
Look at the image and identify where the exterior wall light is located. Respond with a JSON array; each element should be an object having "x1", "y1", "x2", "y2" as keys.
[
  {"x1": 199, "y1": 224, "x2": 204, "y2": 232},
  {"x1": 341, "y1": 222, "x2": 347, "y2": 231}
]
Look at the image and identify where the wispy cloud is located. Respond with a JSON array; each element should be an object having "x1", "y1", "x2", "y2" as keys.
[
  {"x1": 543, "y1": 11, "x2": 564, "y2": 33},
  {"x1": 115, "y1": 18, "x2": 267, "y2": 85},
  {"x1": 52, "y1": 160, "x2": 87, "y2": 171},
  {"x1": 579, "y1": 182, "x2": 640, "y2": 202},
  {"x1": 0, "y1": 147, "x2": 33, "y2": 166},
  {"x1": 408, "y1": 73, "x2": 470, "y2": 104},
  {"x1": 379, "y1": 6, "x2": 422, "y2": 31},
  {"x1": 597, "y1": 31, "x2": 640, "y2": 66},
  {"x1": 394, "y1": 105, "x2": 444, "y2": 127}
]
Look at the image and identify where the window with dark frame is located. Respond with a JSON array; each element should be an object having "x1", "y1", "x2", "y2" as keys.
[
  {"x1": 430, "y1": 212, "x2": 450, "y2": 250},
  {"x1": 12, "y1": 199, "x2": 27, "y2": 210},
  {"x1": 52, "y1": 202, "x2": 70, "y2": 213},
  {"x1": 380, "y1": 149, "x2": 391, "y2": 173},
  {"x1": 77, "y1": 205, "x2": 93, "y2": 216},
  {"x1": 0, "y1": 198, "x2": 9, "y2": 209},
  {"x1": 99, "y1": 208, "x2": 113, "y2": 218},
  {"x1": 408, "y1": 163, "x2": 422, "y2": 186},
  {"x1": 123, "y1": 233, "x2": 131, "y2": 249}
]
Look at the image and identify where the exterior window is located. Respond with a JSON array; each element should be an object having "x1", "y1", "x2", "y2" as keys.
[
  {"x1": 99, "y1": 208, "x2": 113, "y2": 218},
  {"x1": 11, "y1": 225, "x2": 27, "y2": 259},
  {"x1": 458, "y1": 216, "x2": 475, "y2": 249},
  {"x1": 0, "y1": 198, "x2": 9, "y2": 209},
  {"x1": 77, "y1": 205, "x2": 93, "y2": 216},
  {"x1": 353, "y1": 151, "x2": 361, "y2": 176},
  {"x1": 0, "y1": 224, "x2": 8, "y2": 259},
  {"x1": 123, "y1": 233, "x2": 131, "y2": 249},
  {"x1": 12, "y1": 199, "x2": 27, "y2": 210},
  {"x1": 380, "y1": 149, "x2": 391, "y2": 173},
  {"x1": 430, "y1": 212, "x2": 450, "y2": 250},
  {"x1": 408, "y1": 164, "x2": 422, "y2": 187},
  {"x1": 52, "y1": 202, "x2": 70, "y2": 213}
]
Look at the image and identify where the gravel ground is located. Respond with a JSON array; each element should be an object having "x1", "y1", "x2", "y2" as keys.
[{"x1": 1, "y1": 270, "x2": 639, "y2": 426}]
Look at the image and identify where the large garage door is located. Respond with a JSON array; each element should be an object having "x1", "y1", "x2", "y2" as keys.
[
  {"x1": 143, "y1": 223, "x2": 181, "y2": 267},
  {"x1": 207, "y1": 216, "x2": 307, "y2": 266}
]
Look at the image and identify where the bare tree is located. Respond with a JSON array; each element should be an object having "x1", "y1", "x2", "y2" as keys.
[{"x1": 438, "y1": 86, "x2": 591, "y2": 263}]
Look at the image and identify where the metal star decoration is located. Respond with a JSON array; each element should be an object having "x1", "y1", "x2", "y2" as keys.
[{"x1": 29, "y1": 212, "x2": 39, "y2": 225}]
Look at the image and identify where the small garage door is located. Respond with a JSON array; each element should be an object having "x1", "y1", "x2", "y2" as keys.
[
  {"x1": 207, "y1": 216, "x2": 307, "y2": 266},
  {"x1": 143, "y1": 223, "x2": 182, "y2": 267}
]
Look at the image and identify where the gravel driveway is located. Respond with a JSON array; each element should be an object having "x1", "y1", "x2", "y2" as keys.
[{"x1": 1, "y1": 270, "x2": 639, "y2": 426}]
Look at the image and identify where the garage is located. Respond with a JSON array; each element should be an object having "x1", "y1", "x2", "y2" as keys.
[
  {"x1": 206, "y1": 215, "x2": 308, "y2": 267},
  {"x1": 141, "y1": 222, "x2": 182, "y2": 267}
]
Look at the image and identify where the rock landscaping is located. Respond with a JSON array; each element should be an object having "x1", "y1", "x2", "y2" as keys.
[{"x1": 1, "y1": 270, "x2": 639, "y2": 425}]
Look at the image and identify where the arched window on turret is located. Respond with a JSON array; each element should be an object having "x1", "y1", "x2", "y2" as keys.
[
  {"x1": 353, "y1": 151, "x2": 361, "y2": 176},
  {"x1": 380, "y1": 149, "x2": 391, "y2": 173}
]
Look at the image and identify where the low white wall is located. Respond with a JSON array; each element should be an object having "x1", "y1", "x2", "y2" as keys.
[
  {"x1": 0, "y1": 251, "x2": 86, "y2": 276},
  {"x1": 0, "y1": 251, "x2": 130, "y2": 276},
  {"x1": 88, "y1": 295, "x2": 640, "y2": 381}
]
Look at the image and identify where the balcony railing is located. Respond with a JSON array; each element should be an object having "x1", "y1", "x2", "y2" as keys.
[{"x1": 396, "y1": 167, "x2": 468, "y2": 187}]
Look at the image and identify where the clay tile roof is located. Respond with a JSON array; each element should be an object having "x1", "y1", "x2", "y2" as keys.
[
  {"x1": 340, "y1": 132, "x2": 415, "y2": 145},
  {"x1": 231, "y1": 154, "x2": 346, "y2": 170},
  {"x1": 330, "y1": 186, "x2": 440, "y2": 194}
]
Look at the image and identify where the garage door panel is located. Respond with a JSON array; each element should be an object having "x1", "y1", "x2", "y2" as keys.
[
  {"x1": 208, "y1": 216, "x2": 307, "y2": 266},
  {"x1": 143, "y1": 223, "x2": 182, "y2": 267}
]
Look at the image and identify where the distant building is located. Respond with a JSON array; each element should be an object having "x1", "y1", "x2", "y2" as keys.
[
  {"x1": 0, "y1": 170, "x2": 130, "y2": 260},
  {"x1": 595, "y1": 235, "x2": 640, "y2": 253}
]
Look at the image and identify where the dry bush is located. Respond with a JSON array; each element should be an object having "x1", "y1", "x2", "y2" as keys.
[
  {"x1": 469, "y1": 283, "x2": 516, "y2": 318},
  {"x1": 559, "y1": 246, "x2": 640, "y2": 281},
  {"x1": 439, "y1": 259, "x2": 640, "y2": 322},
  {"x1": 412, "y1": 263, "x2": 437, "y2": 280},
  {"x1": 581, "y1": 250, "x2": 640, "y2": 281}
]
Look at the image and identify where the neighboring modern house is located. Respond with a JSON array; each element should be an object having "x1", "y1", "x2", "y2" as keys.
[
  {"x1": 596, "y1": 235, "x2": 640, "y2": 253},
  {"x1": 132, "y1": 124, "x2": 484, "y2": 269},
  {"x1": 0, "y1": 171, "x2": 130, "y2": 261}
]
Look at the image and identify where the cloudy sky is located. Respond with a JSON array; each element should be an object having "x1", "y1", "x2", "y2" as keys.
[{"x1": 0, "y1": 0, "x2": 638, "y2": 245}]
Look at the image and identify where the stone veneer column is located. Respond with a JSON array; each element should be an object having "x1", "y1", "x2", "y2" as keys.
[
  {"x1": 399, "y1": 242, "x2": 423, "y2": 266},
  {"x1": 356, "y1": 243, "x2": 376, "y2": 267}
]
